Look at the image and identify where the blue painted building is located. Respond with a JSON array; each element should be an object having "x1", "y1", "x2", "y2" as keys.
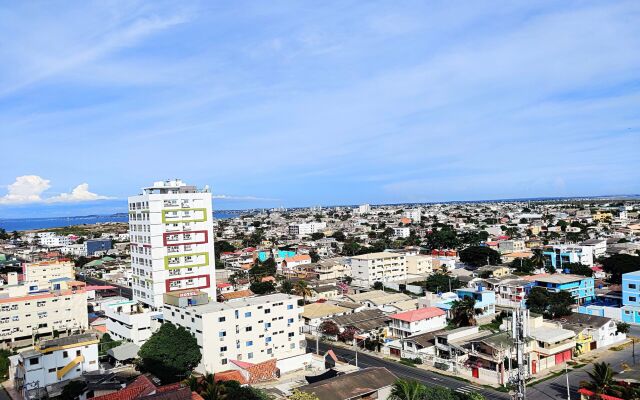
[
  {"x1": 621, "y1": 271, "x2": 640, "y2": 324},
  {"x1": 533, "y1": 274, "x2": 595, "y2": 305},
  {"x1": 258, "y1": 249, "x2": 296, "y2": 262},
  {"x1": 455, "y1": 287, "x2": 496, "y2": 318},
  {"x1": 542, "y1": 245, "x2": 593, "y2": 270},
  {"x1": 85, "y1": 238, "x2": 112, "y2": 256}
]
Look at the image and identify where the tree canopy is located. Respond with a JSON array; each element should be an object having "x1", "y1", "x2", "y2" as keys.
[
  {"x1": 138, "y1": 323, "x2": 201, "y2": 383},
  {"x1": 601, "y1": 254, "x2": 640, "y2": 284},
  {"x1": 525, "y1": 287, "x2": 573, "y2": 319},
  {"x1": 250, "y1": 281, "x2": 276, "y2": 295},
  {"x1": 421, "y1": 273, "x2": 462, "y2": 293},
  {"x1": 459, "y1": 246, "x2": 501, "y2": 268},
  {"x1": 563, "y1": 262, "x2": 593, "y2": 277}
]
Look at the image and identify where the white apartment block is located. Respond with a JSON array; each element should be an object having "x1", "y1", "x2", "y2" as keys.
[
  {"x1": 23, "y1": 260, "x2": 75, "y2": 287},
  {"x1": 61, "y1": 244, "x2": 86, "y2": 257},
  {"x1": 39, "y1": 235, "x2": 72, "y2": 248},
  {"x1": 393, "y1": 227, "x2": 411, "y2": 238},
  {"x1": 356, "y1": 204, "x2": 371, "y2": 214},
  {"x1": 405, "y1": 255, "x2": 433, "y2": 276},
  {"x1": 12, "y1": 333, "x2": 99, "y2": 399},
  {"x1": 404, "y1": 209, "x2": 421, "y2": 223},
  {"x1": 350, "y1": 252, "x2": 407, "y2": 288},
  {"x1": 0, "y1": 273, "x2": 88, "y2": 347},
  {"x1": 104, "y1": 299, "x2": 163, "y2": 345},
  {"x1": 163, "y1": 292, "x2": 305, "y2": 374},
  {"x1": 129, "y1": 179, "x2": 216, "y2": 309},
  {"x1": 288, "y1": 222, "x2": 327, "y2": 237}
]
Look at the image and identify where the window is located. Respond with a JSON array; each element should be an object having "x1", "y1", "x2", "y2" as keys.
[
  {"x1": 287, "y1": 304, "x2": 294, "y2": 310},
  {"x1": 221, "y1": 358, "x2": 227, "y2": 365},
  {"x1": 63, "y1": 351, "x2": 68, "y2": 358},
  {"x1": 219, "y1": 331, "x2": 226, "y2": 337},
  {"x1": 248, "y1": 352, "x2": 253, "y2": 359},
  {"x1": 630, "y1": 284, "x2": 637, "y2": 289},
  {"x1": 76, "y1": 350, "x2": 81, "y2": 357},
  {"x1": 267, "y1": 348, "x2": 272, "y2": 354},
  {"x1": 266, "y1": 337, "x2": 272, "y2": 343},
  {"x1": 288, "y1": 318, "x2": 294, "y2": 324},
  {"x1": 631, "y1": 297, "x2": 637, "y2": 302},
  {"x1": 290, "y1": 343, "x2": 296, "y2": 349},
  {"x1": 220, "y1": 346, "x2": 227, "y2": 352},
  {"x1": 265, "y1": 309, "x2": 271, "y2": 314},
  {"x1": 245, "y1": 327, "x2": 252, "y2": 332},
  {"x1": 29, "y1": 358, "x2": 39, "y2": 366},
  {"x1": 245, "y1": 312, "x2": 252, "y2": 318},
  {"x1": 218, "y1": 316, "x2": 226, "y2": 322},
  {"x1": 288, "y1": 332, "x2": 295, "y2": 337},
  {"x1": 48, "y1": 368, "x2": 56, "y2": 373},
  {"x1": 246, "y1": 341, "x2": 253, "y2": 347}
]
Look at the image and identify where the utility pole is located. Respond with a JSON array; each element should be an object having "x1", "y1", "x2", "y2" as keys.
[
  {"x1": 510, "y1": 308, "x2": 528, "y2": 400},
  {"x1": 565, "y1": 362, "x2": 571, "y2": 400}
]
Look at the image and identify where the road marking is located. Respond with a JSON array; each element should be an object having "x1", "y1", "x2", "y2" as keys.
[{"x1": 455, "y1": 385, "x2": 477, "y2": 394}]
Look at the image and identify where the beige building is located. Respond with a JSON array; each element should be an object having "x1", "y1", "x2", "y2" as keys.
[
  {"x1": 350, "y1": 252, "x2": 407, "y2": 288},
  {"x1": 313, "y1": 258, "x2": 350, "y2": 281},
  {"x1": 0, "y1": 273, "x2": 88, "y2": 347},
  {"x1": 163, "y1": 292, "x2": 306, "y2": 374},
  {"x1": 405, "y1": 255, "x2": 433, "y2": 276},
  {"x1": 23, "y1": 260, "x2": 75, "y2": 287}
]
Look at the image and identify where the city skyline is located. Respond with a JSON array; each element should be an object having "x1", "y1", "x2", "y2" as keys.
[{"x1": 1, "y1": 1, "x2": 639, "y2": 217}]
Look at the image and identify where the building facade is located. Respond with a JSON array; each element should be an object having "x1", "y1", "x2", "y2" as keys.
[
  {"x1": 22, "y1": 260, "x2": 75, "y2": 287},
  {"x1": 350, "y1": 252, "x2": 407, "y2": 288},
  {"x1": 533, "y1": 274, "x2": 595, "y2": 305},
  {"x1": 162, "y1": 292, "x2": 305, "y2": 374},
  {"x1": 129, "y1": 179, "x2": 216, "y2": 309}
]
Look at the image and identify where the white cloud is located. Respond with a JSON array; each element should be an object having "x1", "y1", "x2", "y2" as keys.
[
  {"x1": 212, "y1": 194, "x2": 278, "y2": 202},
  {"x1": 0, "y1": 175, "x2": 51, "y2": 204},
  {"x1": 0, "y1": 176, "x2": 113, "y2": 204},
  {"x1": 47, "y1": 183, "x2": 114, "y2": 203}
]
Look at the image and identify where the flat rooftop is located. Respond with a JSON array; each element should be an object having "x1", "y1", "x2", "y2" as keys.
[
  {"x1": 178, "y1": 293, "x2": 300, "y2": 314},
  {"x1": 350, "y1": 252, "x2": 403, "y2": 260},
  {"x1": 535, "y1": 274, "x2": 590, "y2": 284}
]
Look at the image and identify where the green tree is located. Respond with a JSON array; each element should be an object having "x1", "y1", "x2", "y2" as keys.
[
  {"x1": 601, "y1": 254, "x2": 640, "y2": 284},
  {"x1": 280, "y1": 280, "x2": 294, "y2": 294},
  {"x1": 289, "y1": 390, "x2": 320, "y2": 400},
  {"x1": 214, "y1": 241, "x2": 235, "y2": 259},
  {"x1": 526, "y1": 287, "x2": 573, "y2": 319},
  {"x1": 293, "y1": 281, "x2": 312, "y2": 303},
  {"x1": 450, "y1": 297, "x2": 482, "y2": 327},
  {"x1": 423, "y1": 273, "x2": 462, "y2": 293},
  {"x1": 0, "y1": 348, "x2": 10, "y2": 381},
  {"x1": 459, "y1": 246, "x2": 501, "y2": 268},
  {"x1": 563, "y1": 262, "x2": 593, "y2": 277},
  {"x1": 138, "y1": 323, "x2": 201, "y2": 383},
  {"x1": 390, "y1": 379, "x2": 425, "y2": 400},
  {"x1": 99, "y1": 333, "x2": 121, "y2": 357},
  {"x1": 332, "y1": 231, "x2": 346, "y2": 242},
  {"x1": 373, "y1": 281, "x2": 384, "y2": 290},
  {"x1": 250, "y1": 281, "x2": 276, "y2": 295},
  {"x1": 311, "y1": 232, "x2": 325, "y2": 241},
  {"x1": 617, "y1": 322, "x2": 630, "y2": 334},
  {"x1": 531, "y1": 249, "x2": 545, "y2": 270},
  {"x1": 581, "y1": 362, "x2": 617, "y2": 397},
  {"x1": 425, "y1": 226, "x2": 459, "y2": 250},
  {"x1": 309, "y1": 250, "x2": 320, "y2": 263},
  {"x1": 510, "y1": 258, "x2": 535, "y2": 275}
]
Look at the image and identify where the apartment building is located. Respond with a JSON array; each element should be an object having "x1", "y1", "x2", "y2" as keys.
[
  {"x1": 288, "y1": 222, "x2": 327, "y2": 237},
  {"x1": 405, "y1": 255, "x2": 433, "y2": 276},
  {"x1": 350, "y1": 252, "x2": 407, "y2": 288},
  {"x1": 0, "y1": 273, "x2": 88, "y2": 347},
  {"x1": 129, "y1": 179, "x2": 216, "y2": 309},
  {"x1": 404, "y1": 209, "x2": 421, "y2": 223},
  {"x1": 532, "y1": 274, "x2": 595, "y2": 305},
  {"x1": 38, "y1": 234, "x2": 72, "y2": 248},
  {"x1": 104, "y1": 299, "x2": 163, "y2": 345},
  {"x1": 621, "y1": 271, "x2": 640, "y2": 324},
  {"x1": 12, "y1": 333, "x2": 99, "y2": 399},
  {"x1": 393, "y1": 227, "x2": 411, "y2": 238},
  {"x1": 497, "y1": 240, "x2": 525, "y2": 254},
  {"x1": 580, "y1": 239, "x2": 607, "y2": 261},
  {"x1": 162, "y1": 291, "x2": 305, "y2": 374},
  {"x1": 23, "y1": 260, "x2": 75, "y2": 287},
  {"x1": 542, "y1": 245, "x2": 594, "y2": 269}
]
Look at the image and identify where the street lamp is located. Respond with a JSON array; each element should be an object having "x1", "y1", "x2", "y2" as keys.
[{"x1": 352, "y1": 336, "x2": 368, "y2": 367}]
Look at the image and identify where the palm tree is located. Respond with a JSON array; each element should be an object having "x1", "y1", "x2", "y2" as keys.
[
  {"x1": 581, "y1": 362, "x2": 617, "y2": 396},
  {"x1": 530, "y1": 249, "x2": 545, "y2": 271},
  {"x1": 293, "y1": 281, "x2": 312, "y2": 304},
  {"x1": 389, "y1": 379, "x2": 426, "y2": 400},
  {"x1": 450, "y1": 297, "x2": 482, "y2": 327}
]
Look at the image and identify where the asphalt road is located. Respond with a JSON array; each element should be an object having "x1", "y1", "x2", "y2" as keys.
[
  {"x1": 76, "y1": 274, "x2": 133, "y2": 299},
  {"x1": 309, "y1": 341, "x2": 511, "y2": 400}
]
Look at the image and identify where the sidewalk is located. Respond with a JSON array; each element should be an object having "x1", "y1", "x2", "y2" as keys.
[{"x1": 1, "y1": 381, "x2": 21, "y2": 400}]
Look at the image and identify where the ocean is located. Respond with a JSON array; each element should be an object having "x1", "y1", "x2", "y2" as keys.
[{"x1": 0, "y1": 212, "x2": 237, "y2": 232}]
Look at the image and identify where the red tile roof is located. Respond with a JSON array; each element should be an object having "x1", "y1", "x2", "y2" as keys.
[
  {"x1": 92, "y1": 375, "x2": 156, "y2": 400},
  {"x1": 391, "y1": 307, "x2": 445, "y2": 322},
  {"x1": 213, "y1": 370, "x2": 247, "y2": 385},
  {"x1": 284, "y1": 254, "x2": 311, "y2": 263}
]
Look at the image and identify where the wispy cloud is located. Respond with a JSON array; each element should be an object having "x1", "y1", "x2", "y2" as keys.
[{"x1": 0, "y1": 176, "x2": 114, "y2": 205}]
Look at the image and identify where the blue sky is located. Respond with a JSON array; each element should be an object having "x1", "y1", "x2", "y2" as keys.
[{"x1": 0, "y1": 1, "x2": 639, "y2": 217}]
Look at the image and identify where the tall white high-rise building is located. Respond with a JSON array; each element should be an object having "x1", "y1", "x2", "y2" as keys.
[{"x1": 128, "y1": 179, "x2": 216, "y2": 309}]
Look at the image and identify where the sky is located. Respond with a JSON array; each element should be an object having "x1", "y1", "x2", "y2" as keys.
[{"x1": 0, "y1": 0, "x2": 639, "y2": 218}]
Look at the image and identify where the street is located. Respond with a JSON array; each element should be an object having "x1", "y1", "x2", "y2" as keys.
[{"x1": 309, "y1": 341, "x2": 511, "y2": 400}]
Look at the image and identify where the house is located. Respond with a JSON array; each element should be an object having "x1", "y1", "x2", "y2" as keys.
[
  {"x1": 389, "y1": 307, "x2": 446, "y2": 338},
  {"x1": 313, "y1": 258, "x2": 351, "y2": 281},
  {"x1": 298, "y1": 367, "x2": 397, "y2": 400},
  {"x1": 559, "y1": 313, "x2": 625, "y2": 353},
  {"x1": 531, "y1": 274, "x2": 595, "y2": 305},
  {"x1": 475, "y1": 265, "x2": 511, "y2": 278},
  {"x1": 282, "y1": 254, "x2": 312, "y2": 276},
  {"x1": 302, "y1": 303, "x2": 350, "y2": 333},
  {"x1": 331, "y1": 309, "x2": 391, "y2": 337},
  {"x1": 397, "y1": 330, "x2": 444, "y2": 359},
  {"x1": 528, "y1": 315, "x2": 576, "y2": 374},
  {"x1": 455, "y1": 287, "x2": 496, "y2": 320},
  {"x1": 91, "y1": 374, "x2": 204, "y2": 400},
  {"x1": 309, "y1": 284, "x2": 340, "y2": 301},
  {"x1": 345, "y1": 290, "x2": 412, "y2": 310},
  {"x1": 492, "y1": 278, "x2": 535, "y2": 308},
  {"x1": 11, "y1": 333, "x2": 100, "y2": 399}
]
